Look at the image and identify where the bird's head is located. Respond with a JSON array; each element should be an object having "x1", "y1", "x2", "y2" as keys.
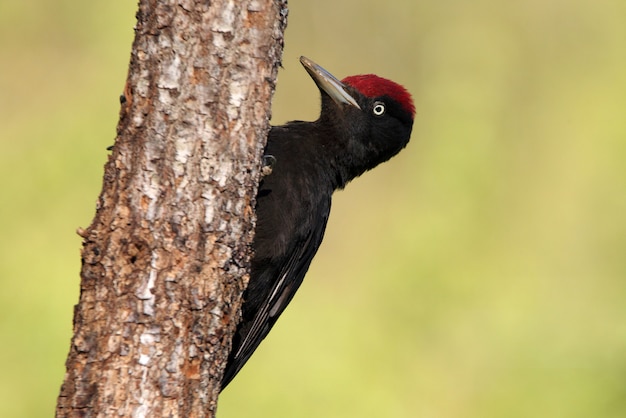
[{"x1": 300, "y1": 56, "x2": 415, "y2": 180}]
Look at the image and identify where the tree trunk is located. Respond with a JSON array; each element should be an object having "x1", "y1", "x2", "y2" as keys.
[{"x1": 56, "y1": 1, "x2": 287, "y2": 416}]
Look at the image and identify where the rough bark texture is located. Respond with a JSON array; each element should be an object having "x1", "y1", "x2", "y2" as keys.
[{"x1": 56, "y1": 1, "x2": 287, "y2": 417}]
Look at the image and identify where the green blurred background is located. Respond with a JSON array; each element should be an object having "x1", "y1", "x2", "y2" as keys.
[{"x1": 1, "y1": 1, "x2": 625, "y2": 417}]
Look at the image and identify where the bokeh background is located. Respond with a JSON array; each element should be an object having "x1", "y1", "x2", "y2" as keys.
[{"x1": 1, "y1": 1, "x2": 625, "y2": 417}]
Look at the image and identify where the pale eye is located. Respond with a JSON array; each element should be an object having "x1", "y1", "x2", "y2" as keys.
[{"x1": 372, "y1": 102, "x2": 385, "y2": 116}]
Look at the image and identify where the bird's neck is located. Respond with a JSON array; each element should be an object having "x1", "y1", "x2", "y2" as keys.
[{"x1": 312, "y1": 120, "x2": 370, "y2": 191}]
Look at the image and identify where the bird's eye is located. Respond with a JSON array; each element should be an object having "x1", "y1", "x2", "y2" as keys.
[{"x1": 372, "y1": 102, "x2": 385, "y2": 116}]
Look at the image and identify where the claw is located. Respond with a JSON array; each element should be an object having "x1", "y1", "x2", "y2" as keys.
[{"x1": 261, "y1": 155, "x2": 276, "y2": 177}]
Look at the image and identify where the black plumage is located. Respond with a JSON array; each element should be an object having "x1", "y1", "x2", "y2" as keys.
[{"x1": 221, "y1": 57, "x2": 415, "y2": 390}]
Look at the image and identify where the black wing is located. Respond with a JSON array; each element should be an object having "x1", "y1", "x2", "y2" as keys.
[
  {"x1": 221, "y1": 186, "x2": 331, "y2": 390},
  {"x1": 221, "y1": 210, "x2": 329, "y2": 389},
  {"x1": 220, "y1": 226, "x2": 324, "y2": 388}
]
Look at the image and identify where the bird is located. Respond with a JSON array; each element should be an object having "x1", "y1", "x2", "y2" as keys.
[{"x1": 221, "y1": 56, "x2": 415, "y2": 390}]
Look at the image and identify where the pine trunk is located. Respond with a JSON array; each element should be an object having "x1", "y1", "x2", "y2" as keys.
[{"x1": 56, "y1": 0, "x2": 287, "y2": 416}]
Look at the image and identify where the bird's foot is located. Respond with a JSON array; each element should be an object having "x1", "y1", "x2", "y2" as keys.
[{"x1": 261, "y1": 154, "x2": 276, "y2": 177}]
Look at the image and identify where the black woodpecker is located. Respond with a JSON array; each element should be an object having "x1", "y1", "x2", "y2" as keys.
[{"x1": 221, "y1": 56, "x2": 415, "y2": 390}]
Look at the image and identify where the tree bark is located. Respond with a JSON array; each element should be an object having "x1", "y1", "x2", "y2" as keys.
[{"x1": 56, "y1": 1, "x2": 287, "y2": 416}]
